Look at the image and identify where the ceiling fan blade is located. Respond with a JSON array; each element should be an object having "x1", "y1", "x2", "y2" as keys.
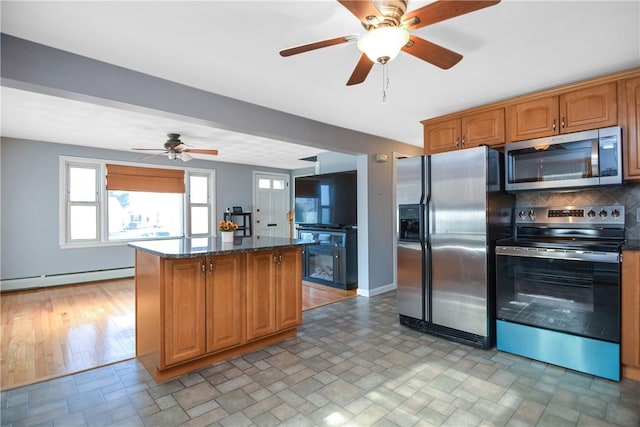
[
  {"x1": 337, "y1": 0, "x2": 383, "y2": 23},
  {"x1": 402, "y1": 0, "x2": 501, "y2": 30},
  {"x1": 185, "y1": 148, "x2": 219, "y2": 155},
  {"x1": 132, "y1": 148, "x2": 168, "y2": 152},
  {"x1": 280, "y1": 35, "x2": 358, "y2": 57},
  {"x1": 402, "y1": 35, "x2": 463, "y2": 69},
  {"x1": 140, "y1": 152, "x2": 165, "y2": 161},
  {"x1": 346, "y1": 53, "x2": 374, "y2": 86}
]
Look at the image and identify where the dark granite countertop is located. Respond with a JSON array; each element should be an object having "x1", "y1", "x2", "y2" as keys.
[
  {"x1": 129, "y1": 235, "x2": 317, "y2": 258},
  {"x1": 623, "y1": 240, "x2": 640, "y2": 251}
]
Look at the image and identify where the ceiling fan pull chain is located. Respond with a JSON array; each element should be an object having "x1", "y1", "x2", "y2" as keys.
[{"x1": 382, "y1": 62, "x2": 390, "y2": 104}]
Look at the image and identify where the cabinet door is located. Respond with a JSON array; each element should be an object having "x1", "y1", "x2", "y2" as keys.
[
  {"x1": 461, "y1": 108, "x2": 505, "y2": 148},
  {"x1": 206, "y1": 254, "x2": 245, "y2": 353},
  {"x1": 246, "y1": 251, "x2": 277, "y2": 341},
  {"x1": 164, "y1": 258, "x2": 206, "y2": 366},
  {"x1": 622, "y1": 77, "x2": 640, "y2": 180},
  {"x1": 333, "y1": 247, "x2": 347, "y2": 286},
  {"x1": 509, "y1": 96, "x2": 559, "y2": 141},
  {"x1": 423, "y1": 118, "x2": 461, "y2": 154},
  {"x1": 276, "y1": 248, "x2": 303, "y2": 330},
  {"x1": 560, "y1": 82, "x2": 617, "y2": 133},
  {"x1": 622, "y1": 250, "x2": 640, "y2": 378}
]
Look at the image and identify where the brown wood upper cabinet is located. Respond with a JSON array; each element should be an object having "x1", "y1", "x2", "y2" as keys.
[
  {"x1": 509, "y1": 82, "x2": 618, "y2": 141},
  {"x1": 621, "y1": 76, "x2": 640, "y2": 180},
  {"x1": 423, "y1": 108, "x2": 505, "y2": 155}
]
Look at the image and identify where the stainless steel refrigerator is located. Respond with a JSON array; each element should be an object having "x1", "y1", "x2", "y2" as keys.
[{"x1": 396, "y1": 146, "x2": 514, "y2": 349}]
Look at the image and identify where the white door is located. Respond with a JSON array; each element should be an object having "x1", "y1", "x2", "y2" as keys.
[{"x1": 253, "y1": 172, "x2": 290, "y2": 238}]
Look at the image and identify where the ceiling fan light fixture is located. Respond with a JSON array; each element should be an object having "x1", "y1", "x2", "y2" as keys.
[{"x1": 357, "y1": 26, "x2": 410, "y2": 64}]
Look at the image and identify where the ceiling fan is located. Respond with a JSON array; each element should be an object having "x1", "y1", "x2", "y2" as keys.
[
  {"x1": 132, "y1": 133, "x2": 219, "y2": 162},
  {"x1": 280, "y1": 0, "x2": 501, "y2": 86}
]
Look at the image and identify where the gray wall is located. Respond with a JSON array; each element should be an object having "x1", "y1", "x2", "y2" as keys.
[
  {"x1": 1, "y1": 34, "x2": 423, "y2": 293},
  {"x1": 0, "y1": 137, "x2": 290, "y2": 280}
]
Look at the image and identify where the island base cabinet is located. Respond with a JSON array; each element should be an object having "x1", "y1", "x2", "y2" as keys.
[
  {"x1": 163, "y1": 257, "x2": 206, "y2": 367},
  {"x1": 246, "y1": 248, "x2": 302, "y2": 341},
  {"x1": 276, "y1": 248, "x2": 303, "y2": 330},
  {"x1": 622, "y1": 250, "x2": 640, "y2": 381},
  {"x1": 246, "y1": 251, "x2": 277, "y2": 341},
  {"x1": 135, "y1": 248, "x2": 303, "y2": 383},
  {"x1": 206, "y1": 254, "x2": 246, "y2": 353}
]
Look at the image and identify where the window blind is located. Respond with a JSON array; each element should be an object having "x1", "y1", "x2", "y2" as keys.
[{"x1": 106, "y1": 164, "x2": 185, "y2": 193}]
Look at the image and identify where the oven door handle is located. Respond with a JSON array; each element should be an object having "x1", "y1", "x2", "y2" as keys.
[{"x1": 496, "y1": 246, "x2": 620, "y2": 263}]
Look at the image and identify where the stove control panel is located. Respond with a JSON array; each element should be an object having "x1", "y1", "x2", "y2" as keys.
[{"x1": 515, "y1": 205, "x2": 625, "y2": 225}]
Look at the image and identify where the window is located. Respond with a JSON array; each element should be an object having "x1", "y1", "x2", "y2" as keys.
[
  {"x1": 107, "y1": 191, "x2": 183, "y2": 241},
  {"x1": 258, "y1": 177, "x2": 285, "y2": 190},
  {"x1": 188, "y1": 173, "x2": 213, "y2": 236},
  {"x1": 61, "y1": 157, "x2": 216, "y2": 247},
  {"x1": 66, "y1": 163, "x2": 100, "y2": 242}
]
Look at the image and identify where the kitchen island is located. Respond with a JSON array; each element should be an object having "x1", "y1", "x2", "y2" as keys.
[{"x1": 129, "y1": 235, "x2": 314, "y2": 382}]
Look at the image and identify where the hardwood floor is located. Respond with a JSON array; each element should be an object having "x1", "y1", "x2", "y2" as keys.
[
  {"x1": 0, "y1": 278, "x2": 135, "y2": 391},
  {"x1": 302, "y1": 281, "x2": 356, "y2": 311},
  {"x1": 0, "y1": 278, "x2": 355, "y2": 390}
]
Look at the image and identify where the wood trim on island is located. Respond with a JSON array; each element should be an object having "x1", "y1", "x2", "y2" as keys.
[{"x1": 132, "y1": 239, "x2": 306, "y2": 383}]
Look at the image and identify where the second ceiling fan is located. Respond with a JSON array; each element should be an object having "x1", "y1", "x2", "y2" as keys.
[
  {"x1": 132, "y1": 133, "x2": 219, "y2": 162},
  {"x1": 280, "y1": 0, "x2": 501, "y2": 86}
]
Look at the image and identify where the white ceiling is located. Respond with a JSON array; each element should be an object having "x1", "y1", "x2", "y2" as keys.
[{"x1": 1, "y1": 0, "x2": 639, "y2": 169}]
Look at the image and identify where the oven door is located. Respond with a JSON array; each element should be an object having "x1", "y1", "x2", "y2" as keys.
[{"x1": 495, "y1": 246, "x2": 620, "y2": 343}]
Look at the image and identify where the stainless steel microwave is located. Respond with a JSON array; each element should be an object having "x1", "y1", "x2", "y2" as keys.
[{"x1": 505, "y1": 126, "x2": 622, "y2": 191}]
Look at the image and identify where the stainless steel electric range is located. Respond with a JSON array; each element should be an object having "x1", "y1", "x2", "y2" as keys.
[{"x1": 495, "y1": 205, "x2": 625, "y2": 381}]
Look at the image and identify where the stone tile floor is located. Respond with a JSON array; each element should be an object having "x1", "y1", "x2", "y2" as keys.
[{"x1": 2, "y1": 291, "x2": 639, "y2": 426}]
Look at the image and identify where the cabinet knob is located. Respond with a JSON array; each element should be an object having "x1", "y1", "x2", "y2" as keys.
[
  {"x1": 461, "y1": 136, "x2": 465, "y2": 147},
  {"x1": 561, "y1": 116, "x2": 566, "y2": 128},
  {"x1": 455, "y1": 137, "x2": 460, "y2": 147},
  {"x1": 552, "y1": 119, "x2": 557, "y2": 132},
  {"x1": 200, "y1": 259, "x2": 206, "y2": 274}
]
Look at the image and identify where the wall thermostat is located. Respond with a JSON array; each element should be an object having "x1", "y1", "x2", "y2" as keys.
[{"x1": 374, "y1": 153, "x2": 388, "y2": 162}]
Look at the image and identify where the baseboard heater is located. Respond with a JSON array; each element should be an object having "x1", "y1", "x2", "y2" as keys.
[{"x1": 0, "y1": 267, "x2": 135, "y2": 292}]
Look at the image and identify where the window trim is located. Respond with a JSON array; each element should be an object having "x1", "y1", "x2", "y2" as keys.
[
  {"x1": 186, "y1": 171, "x2": 215, "y2": 237},
  {"x1": 59, "y1": 156, "x2": 216, "y2": 249}
]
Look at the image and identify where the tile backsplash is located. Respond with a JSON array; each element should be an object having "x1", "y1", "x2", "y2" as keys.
[{"x1": 514, "y1": 182, "x2": 640, "y2": 240}]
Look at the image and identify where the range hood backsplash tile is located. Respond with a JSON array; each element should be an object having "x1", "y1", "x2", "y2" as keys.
[{"x1": 514, "y1": 182, "x2": 640, "y2": 240}]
